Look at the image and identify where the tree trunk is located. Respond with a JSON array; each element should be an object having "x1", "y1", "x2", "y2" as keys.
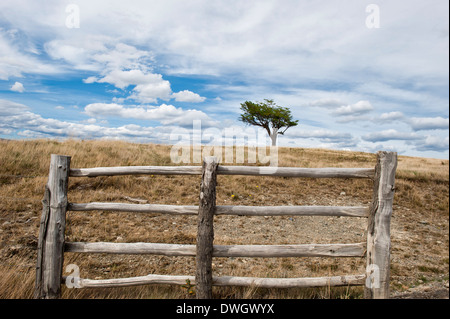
[{"x1": 270, "y1": 132, "x2": 277, "y2": 146}]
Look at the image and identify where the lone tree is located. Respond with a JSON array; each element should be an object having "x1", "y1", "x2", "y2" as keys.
[{"x1": 239, "y1": 99, "x2": 298, "y2": 146}]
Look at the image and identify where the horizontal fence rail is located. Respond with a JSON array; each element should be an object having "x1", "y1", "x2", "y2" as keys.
[
  {"x1": 35, "y1": 151, "x2": 397, "y2": 299},
  {"x1": 63, "y1": 274, "x2": 366, "y2": 289},
  {"x1": 215, "y1": 205, "x2": 369, "y2": 217},
  {"x1": 69, "y1": 202, "x2": 199, "y2": 215},
  {"x1": 70, "y1": 165, "x2": 375, "y2": 178},
  {"x1": 65, "y1": 242, "x2": 366, "y2": 258},
  {"x1": 68, "y1": 202, "x2": 369, "y2": 217},
  {"x1": 217, "y1": 166, "x2": 375, "y2": 178},
  {"x1": 70, "y1": 166, "x2": 203, "y2": 177}
]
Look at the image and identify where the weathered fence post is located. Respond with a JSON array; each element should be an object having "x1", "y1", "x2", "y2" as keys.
[
  {"x1": 196, "y1": 156, "x2": 218, "y2": 299},
  {"x1": 35, "y1": 154, "x2": 71, "y2": 299},
  {"x1": 365, "y1": 151, "x2": 397, "y2": 299}
]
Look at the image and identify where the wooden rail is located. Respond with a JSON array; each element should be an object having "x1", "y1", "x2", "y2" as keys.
[
  {"x1": 64, "y1": 242, "x2": 366, "y2": 257},
  {"x1": 62, "y1": 274, "x2": 366, "y2": 289},
  {"x1": 70, "y1": 165, "x2": 374, "y2": 178},
  {"x1": 35, "y1": 151, "x2": 397, "y2": 299},
  {"x1": 68, "y1": 202, "x2": 369, "y2": 217}
]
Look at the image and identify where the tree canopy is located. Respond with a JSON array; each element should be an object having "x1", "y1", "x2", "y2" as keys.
[{"x1": 239, "y1": 99, "x2": 298, "y2": 146}]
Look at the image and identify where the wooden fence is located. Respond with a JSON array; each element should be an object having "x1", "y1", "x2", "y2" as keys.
[{"x1": 34, "y1": 151, "x2": 397, "y2": 299}]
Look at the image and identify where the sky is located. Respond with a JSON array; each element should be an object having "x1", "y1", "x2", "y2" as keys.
[{"x1": 0, "y1": 0, "x2": 448, "y2": 159}]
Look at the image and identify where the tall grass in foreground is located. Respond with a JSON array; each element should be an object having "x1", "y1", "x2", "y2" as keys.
[{"x1": 0, "y1": 139, "x2": 448, "y2": 299}]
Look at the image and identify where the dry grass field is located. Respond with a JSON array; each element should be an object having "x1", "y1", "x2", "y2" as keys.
[{"x1": 0, "y1": 139, "x2": 448, "y2": 299}]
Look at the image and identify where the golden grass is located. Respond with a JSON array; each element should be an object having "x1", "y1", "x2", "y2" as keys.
[{"x1": 0, "y1": 139, "x2": 448, "y2": 299}]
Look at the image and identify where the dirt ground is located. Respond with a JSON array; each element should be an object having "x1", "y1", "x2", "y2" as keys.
[
  {"x1": 1, "y1": 176, "x2": 448, "y2": 299},
  {"x1": 391, "y1": 280, "x2": 449, "y2": 299}
]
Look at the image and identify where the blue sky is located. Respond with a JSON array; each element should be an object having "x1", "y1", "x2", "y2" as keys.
[{"x1": 0, "y1": 0, "x2": 448, "y2": 159}]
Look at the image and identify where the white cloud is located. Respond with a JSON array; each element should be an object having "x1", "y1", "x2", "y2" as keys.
[
  {"x1": 82, "y1": 76, "x2": 98, "y2": 84},
  {"x1": 362, "y1": 129, "x2": 421, "y2": 142},
  {"x1": 0, "y1": 127, "x2": 12, "y2": 135},
  {"x1": 332, "y1": 100, "x2": 373, "y2": 116},
  {"x1": 45, "y1": 39, "x2": 152, "y2": 73},
  {"x1": 290, "y1": 128, "x2": 352, "y2": 141},
  {"x1": 92, "y1": 69, "x2": 162, "y2": 89},
  {"x1": 309, "y1": 98, "x2": 344, "y2": 108},
  {"x1": 415, "y1": 135, "x2": 449, "y2": 152},
  {"x1": 84, "y1": 103, "x2": 218, "y2": 127},
  {"x1": 44, "y1": 41, "x2": 91, "y2": 70},
  {"x1": 355, "y1": 81, "x2": 449, "y2": 116},
  {"x1": 83, "y1": 67, "x2": 206, "y2": 104},
  {"x1": 130, "y1": 81, "x2": 172, "y2": 103},
  {"x1": 0, "y1": 29, "x2": 61, "y2": 80},
  {"x1": 10, "y1": 81, "x2": 25, "y2": 92},
  {"x1": 408, "y1": 117, "x2": 449, "y2": 131},
  {"x1": 83, "y1": 103, "x2": 122, "y2": 117},
  {"x1": 76, "y1": 49, "x2": 208, "y2": 104},
  {"x1": 172, "y1": 90, "x2": 206, "y2": 103},
  {"x1": 0, "y1": 99, "x2": 30, "y2": 115},
  {"x1": 288, "y1": 128, "x2": 358, "y2": 147},
  {"x1": 379, "y1": 111, "x2": 405, "y2": 122},
  {"x1": 93, "y1": 43, "x2": 154, "y2": 71},
  {"x1": 0, "y1": 99, "x2": 186, "y2": 142},
  {"x1": 85, "y1": 69, "x2": 174, "y2": 103}
]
